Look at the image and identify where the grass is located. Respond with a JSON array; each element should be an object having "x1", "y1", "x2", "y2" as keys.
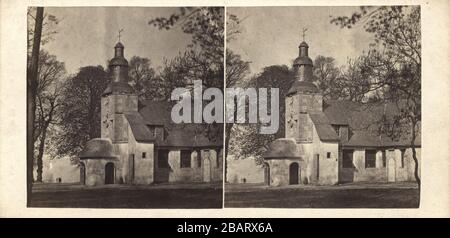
[
  {"x1": 29, "y1": 182, "x2": 222, "y2": 208},
  {"x1": 224, "y1": 182, "x2": 420, "y2": 208}
]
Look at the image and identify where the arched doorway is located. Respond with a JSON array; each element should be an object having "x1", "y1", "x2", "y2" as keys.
[
  {"x1": 264, "y1": 162, "x2": 270, "y2": 186},
  {"x1": 289, "y1": 162, "x2": 299, "y2": 185},
  {"x1": 79, "y1": 162, "x2": 86, "y2": 185},
  {"x1": 105, "y1": 162, "x2": 115, "y2": 184}
]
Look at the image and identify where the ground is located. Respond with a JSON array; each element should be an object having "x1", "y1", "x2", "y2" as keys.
[
  {"x1": 29, "y1": 182, "x2": 222, "y2": 208},
  {"x1": 225, "y1": 182, "x2": 420, "y2": 208}
]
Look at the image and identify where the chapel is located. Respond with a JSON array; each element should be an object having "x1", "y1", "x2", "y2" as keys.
[
  {"x1": 262, "y1": 40, "x2": 421, "y2": 186},
  {"x1": 79, "y1": 42, "x2": 223, "y2": 186}
]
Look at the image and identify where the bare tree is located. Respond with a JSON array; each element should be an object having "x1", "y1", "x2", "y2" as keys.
[
  {"x1": 27, "y1": 7, "x2": 44, "y2": 204},
  {"x1": 33, "y1": 51, "x2": 66, "y2": 182}
]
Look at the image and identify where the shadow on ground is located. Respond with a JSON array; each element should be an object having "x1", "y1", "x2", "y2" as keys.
[
  {"x1": 29, "y1": 182, "x2": 223, "y2": 208},
  {"x1": 224, "y1": 182, "x2": 420, "y2": 208}
]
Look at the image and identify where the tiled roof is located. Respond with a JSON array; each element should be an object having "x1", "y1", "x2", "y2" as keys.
[
  {"x1": 79, "y1": 138, "x2": 117, "y2": 159},
  {"x1": 125, "y1": 112, "x2": 155, "y2": 143},
  {"x1": 323, "y1": 100, "x2": 421, "y2": 147},
  {"x1": 287, "y1": 81, "x2": 319, "y2": 95},
  {"x1": 263, "y1": 138, "x2": 303, "y2": 159},
  {"x1": 139, "y1": 100, "x2": 172, "y2": 126},
  {"x1": 102, "y1": 82, "x2": 134, "y2": 96},
  {"x1": 137, "y1": 100, "x2": 222, "y2": 148},
  {"x1": 309, "y1": 112, "x2": 340, "y2": 142},
  {"x1": 158, "y1": 124, "x2": 222, "y2": 148}
]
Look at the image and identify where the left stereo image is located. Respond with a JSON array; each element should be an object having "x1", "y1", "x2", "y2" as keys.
[{"x1": 26, "y1": 7, "x2": 224, "y2": 208}]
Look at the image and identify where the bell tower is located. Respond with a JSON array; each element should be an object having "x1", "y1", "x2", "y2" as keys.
[
  {"x1": 101, "y1": 40, "x2": 138, "y2": 142},
  {"x1": 285, "y1": 38, "x2": 323, "y2": 142}
]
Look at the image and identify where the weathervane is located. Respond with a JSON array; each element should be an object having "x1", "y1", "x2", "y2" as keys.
[
  {"x1": 302, "y1": 27, "x2": 308, "y2": 42},
  {"x1": 118, "y1": 29, "x2": 124, "y2": 42}
]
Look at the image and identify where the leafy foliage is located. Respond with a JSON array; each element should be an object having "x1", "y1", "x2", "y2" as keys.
[
  {"x1": 228, "y1": 65, "x2": 294, "y2": 163},
  {"x1": 332, "y1": 6, "x2": 421, "y2": 185},
  {"x1": 128, "y1": 56, "x2": 163, "y2": 101},
  {"x1": 56, "y1": 66, "x2": 109, "y2": 159}
]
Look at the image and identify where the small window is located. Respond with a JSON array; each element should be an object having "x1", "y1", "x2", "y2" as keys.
[
  {"x1": 332, "y1": 125, "x2": 340, "y2": 136},
  {"x1": 142, "y1": 152, "x2": 146, "y2": 159},
  {"x1": 343, "y1": 150, "x2": 353, "y2": 168},
  {"x1": 382, "y1": 150, "x2": 386, "y2": 167},
  {"x1": 401, "y1": 149, "x2": 406, "y2": 168},
  {"x1": 327, "y1": 152, "x2": 331, "y2": 159},
  {"x1": 365, "y1": 150, "x2": 376, "y2": 168},
  {"x1": 180, "y1": 150, "x2": 191, "y2": 168},
  {"x1": 158, "y1": 150, "x2": 169, "y2": 168},
  {"x1": 147, "y1": 126, "x2": 156, "y2": 138}
]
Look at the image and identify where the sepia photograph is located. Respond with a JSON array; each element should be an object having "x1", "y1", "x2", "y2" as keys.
[
  {"x1": 224, "y1": 6, "x2": 422, "y2": 208},
  {"x1": 1, "y1": 0, "x2": 449, "y2": 219},
  {"x1": 26, "y1": 7, "x2": 224, "y2": 208}
]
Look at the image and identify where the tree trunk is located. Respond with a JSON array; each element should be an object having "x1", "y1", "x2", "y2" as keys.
[
  {"x1": 410, "y1": 120, "x2": 421, "y2": 188},
  {"x1": 36, "y1": 123, "x2": 48, "y2": 182},
  {"x1": 27, "y1": 7, "x2": 44, "y2": 205},
  {"x1": 224, "y1": 123, "x2": 233, "y2": 183}
]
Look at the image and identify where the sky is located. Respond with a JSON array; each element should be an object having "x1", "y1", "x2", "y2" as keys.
[
  {"x1": 41, "y1": 7, "x2": 374, "y2": 77},
  {"x1": 42, "y1": 7, "x2": 193, "y2": 75},
  {"x1": 227, "y1": 7, "x2": 375, "y2": 74}
]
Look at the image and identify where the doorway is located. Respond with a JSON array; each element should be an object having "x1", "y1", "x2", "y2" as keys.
[
  {"x1": 289, "y1": 162, "x2": 299, "y2": 185},
  {"x1": 203, "y1": 158, "x2": 211, "y2": 182},
  {"x1": 264, "y1": 162, "x2": 270, "y2": 186},
  {"x1": 79, "y1": 162, "x2": 85, "y2": 185},
  {"x1": 387, "y1": 153, "x2": 396, "y2": 182},
  {"x1": 105, "y1": 162, "x2": 115, "y2": 184},
  {"x1": 129, "y1": 154, "x2": 135, "y2": 184}
]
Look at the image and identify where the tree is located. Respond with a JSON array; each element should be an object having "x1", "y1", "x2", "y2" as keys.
[
  {"x1": 27, "y1": 8, "x2": 59, "y2": 63},
  {"x1": 57, "y1": 66, "x2": 109, "y2": 160},
  {"x1": 149, "y1": 7, "x2": 224, "y2": 90},
  {"x1": 149, "y1": 7, "x2": 224, "y2": 88},
  {"x1": 312, "y1": 55, "x2": 341, "y2": 100},
  {"x1": 332, "y1": 6, "x2": 421, "y2": 186},
  {"x1": 149, "y1": 7, "x2": 225, "y2": 148},
  {"x1": 128, "y1": 56, "x2": 161, "y2": 101},
  {"x1": 27, "y1": 6, "x2": 44, "y2": 204},
  {"x1": 34, "y1": 50, "x2": 66, "y2": 182},
  {"x1": 228, "y1": 65, "x2": 294, "y2": 164}
]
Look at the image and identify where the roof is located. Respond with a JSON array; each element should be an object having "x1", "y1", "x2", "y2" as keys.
[
  {"x1": 299, "y1": 41, "x2": 309, "y2": 48},
  {"x1": 115, "y1": 42, "x2": 124, "y2": 48},
  {"x1": 139, "y1": 100, "x2": 172, "y2": 126},
  {"x1": 125, "y1": 112, "x2": 155, "y2": 143},
  {"x1": 263, "y1": 138, "x2": 303, "y2": 159},
  {"x1": 323, "y1": 100, "x2": 421, "y2": 147},
  {"x1": 158, "y1": 124, "x2": 223, "y2": 148},
  {"x1": 79, "y1": 138, "x2": 117, "y2": 159},
  {"x1": 137, "y1": 100, "x2": 222, "y2": 148},
  {"x1": 293, "y1": 56, "x2": 313, "y2": 66},
  {"x1": 309, "y1": 112, "x2": 340, "y2": 141},
  {"x1": 287, "y1": 80, "x2": 319, "y2": 95},
  {"x1": 109, "y1": 57, "x2": 128, "y2": 66},
  {"x1": 102, "y1": 82, "x2": 135, "y2": 96}
]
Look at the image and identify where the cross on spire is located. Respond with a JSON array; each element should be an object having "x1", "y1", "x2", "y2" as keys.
[
  {"x1": 118, "y1": 29, "x2": 124, "y2": 42},
  {"x1": 302, "y1": 27, "x2": 308, "y2": 42}
]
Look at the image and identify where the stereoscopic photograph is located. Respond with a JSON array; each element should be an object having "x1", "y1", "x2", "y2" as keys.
[
  {"x1": 224, "y1": 6, "x2": 421, "y2": 208},
  {"x1": 26, "y1": 7, "x2": 224, "y2": 208}
]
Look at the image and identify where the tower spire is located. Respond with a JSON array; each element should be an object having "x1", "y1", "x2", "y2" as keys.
[
  {"x1": 302, "y1": 27, "x2": 307, "y2": 42},
  {"x1": 118, "y1": 29, "x2": 123, "y2": 42}
]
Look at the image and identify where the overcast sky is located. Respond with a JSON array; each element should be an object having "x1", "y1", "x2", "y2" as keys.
[
  {"x1": 42, "y1": 7, "x2": 192, "y2": 75},
  {"x1": 41, "y1": 7, "x2": 374, "y2": 77},
  {"x1": 227, "y1": 7, "x2": 374, "y2": 74}
]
